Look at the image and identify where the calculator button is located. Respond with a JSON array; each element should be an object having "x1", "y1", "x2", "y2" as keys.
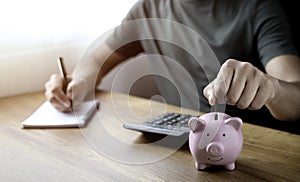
[{"x1": 138, "y1": 112, "x2": 195, "y2": 135}]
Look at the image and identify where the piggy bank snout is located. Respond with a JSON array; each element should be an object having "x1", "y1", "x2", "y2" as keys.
[{"x1": 206, "y1": 142, "x2": 224, "y2": 157}]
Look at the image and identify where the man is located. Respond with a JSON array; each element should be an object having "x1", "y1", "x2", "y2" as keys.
[{"x1": 45, "y1": 0, "x2": 300, "y2": 133}]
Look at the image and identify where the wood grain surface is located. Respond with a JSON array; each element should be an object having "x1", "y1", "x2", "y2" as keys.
[{"x1": 0, "y1": 91, "x2": 299, "y2": 181}]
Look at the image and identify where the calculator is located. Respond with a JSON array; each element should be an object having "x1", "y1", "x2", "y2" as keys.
[{"x1": 123, "y1": 112, "x2": 197, "y2": 136}]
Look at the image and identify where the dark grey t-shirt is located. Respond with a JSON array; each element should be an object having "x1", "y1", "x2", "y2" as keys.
[
  {"x1": 121, "y1": 0, "x2": 297, "y2": 63},
  {"x1": 106, "y1": 0, "x2": 298, "y2": 127}
]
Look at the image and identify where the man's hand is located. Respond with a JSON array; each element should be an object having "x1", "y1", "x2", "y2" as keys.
[
  {"x1": 45, "y1": 74, "x2": 87, "y2": 112},
  {"x1": 203, "y1": 59, "x2": 277, "y2": 110}
]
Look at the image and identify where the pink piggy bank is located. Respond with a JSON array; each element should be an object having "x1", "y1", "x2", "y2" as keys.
[{"x1": 188, "y1": 112, "x2": 243, "y2": 170}]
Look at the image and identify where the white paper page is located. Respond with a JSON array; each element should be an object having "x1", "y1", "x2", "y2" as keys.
[{"x1": 22, "y1": 100, "x2": 99, "y2": 128}]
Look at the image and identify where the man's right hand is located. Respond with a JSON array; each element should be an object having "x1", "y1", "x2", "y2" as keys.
[
  {"x1": 45, "y1": 74, "x2": 72, "y2": 112},
  {"x1": 45, "y1": 74, "x2": 86, "y2": 112}
]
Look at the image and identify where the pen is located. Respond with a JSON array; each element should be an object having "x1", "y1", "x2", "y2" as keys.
[
  {"x1": 57, "y1": 57, "x2": 72, "y2": 110},
  {"x1": 57, "y1": 57, "x2": 68, "y2": 92}
]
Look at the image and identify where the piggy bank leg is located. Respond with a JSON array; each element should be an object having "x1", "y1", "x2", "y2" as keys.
[
  {"x1": 195, "y1": 162, "x2": 206, "y2": 170},
  {"x1": 225, "y1": 163, "x2": 235, "y2": 170}
]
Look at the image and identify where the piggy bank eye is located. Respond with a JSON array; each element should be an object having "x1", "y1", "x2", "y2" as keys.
[
  {"x1": 206, "y1": 133, "x2": 210, "y2": 137},
  {"x1": 222, "y1": 133, "x2": 226, "y2": 137}
]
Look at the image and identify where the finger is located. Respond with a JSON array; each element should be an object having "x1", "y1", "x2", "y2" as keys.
[
  {"x1": 49, "y1": 97, "x2": 72, "y2": 112},
  {"x1": 226, "y1": 67, "x2": 247, "y2": 106},
  {"x1": 66, "y1": 80, "x2": 86, "y2": 111},
  {"x1": 248, "y1": 86, "x2": 270, "y2": 110},
  {"x1": 214, "y1": 61, "x2": 235, "y2": 104},
  {"x1": 66, "y1": 81, "x2": 73, "y2": 101},
  {"x1": 50, "y1": 74, "x2": 64, "y2": 88},
  {"x1": 45, "y1": 74, "x2": 64, "y2": 95},
  {"x1": 45, "y1": 86, "x2": 71, "y2": 112},
  {"x1": 45, "y1": 87, "x2": 71, "y2": 108},
  {"x1": 236, "y1": 82, "x2": 258, "y2": 109},
  {"x1": 53, "y1": 88, "x2": 71, "y2": 108},
  {"x1": 45, "y1": 74, "x2": 74, "y2": 111},
  {"x1": 66, "y1": 75, "x2": 73, "y2": 83},
  {"x1": 203, "y1": 83, "x2": 216, "y2": 106}
]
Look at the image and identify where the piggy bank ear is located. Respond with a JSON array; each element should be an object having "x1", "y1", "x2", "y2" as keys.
[
  {"x1": 188, "y1": 117, "x2": 206, "y2": 132},
  {"x1": 225, "y1": 117, "x2": 243, "y2": 131}
]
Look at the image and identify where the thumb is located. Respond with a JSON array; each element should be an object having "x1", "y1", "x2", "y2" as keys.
[
  {"x1": 66, "y1": 81, "x2": 74, "y2": 101},
  {"x1": 203, "y1": 83, "x2": 216, "y2": 106},
  {"x1": 66, "y1": 75, "x2": 73, "y2": 84},
  {"x1": 67, "y1": 79, "x2": 86, "y2": 111}
]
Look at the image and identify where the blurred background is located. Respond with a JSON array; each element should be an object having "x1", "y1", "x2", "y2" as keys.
[
  {"x1": 0, "y1": 0, "x2": 159, "y2": 98},
  {"x1": 0, "y1": 0, "x2": 298, "y2": 99}
]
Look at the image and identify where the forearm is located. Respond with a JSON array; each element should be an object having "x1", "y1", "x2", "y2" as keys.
[
  {"x1": 72, "y1": 44, "x2": 115, "y2": 90},
  {"x1": 265, "y1": 55, "x2": 300, "y2": 121},
  {"x1": 96, "y1": 46, "x2": 129, "y2": 85},
  {"x1": 266, "y1": 78, "x2": 300, "y2": 121},
  {"x1": 73, "y1": 41, "x2": 143, "y2": 91}
]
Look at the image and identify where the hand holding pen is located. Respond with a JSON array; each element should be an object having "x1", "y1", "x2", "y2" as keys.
[{"x1": 45, "y1": 57, "x2": 73, "y2": 112}]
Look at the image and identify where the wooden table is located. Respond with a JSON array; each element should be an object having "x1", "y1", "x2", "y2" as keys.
[{"x1": 0, "y1": 91, "x2": 299, "y2": 181}]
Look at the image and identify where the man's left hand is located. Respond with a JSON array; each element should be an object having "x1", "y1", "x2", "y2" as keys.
[{"x1": 203, "y1": 59, "x2": 277, "y2": 110}]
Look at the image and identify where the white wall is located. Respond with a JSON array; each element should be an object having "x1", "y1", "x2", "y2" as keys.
[{"x1": 0, "y1": 0, "x2": 158, "y2": 98}]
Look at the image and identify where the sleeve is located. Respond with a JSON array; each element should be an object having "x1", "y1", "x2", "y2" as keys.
[
  {"x1": 253, "y1": 0, "x2": 298, "y2": 66},
  {"x1": 105, "y1": 0, "x2": 146, "y2": 54}
]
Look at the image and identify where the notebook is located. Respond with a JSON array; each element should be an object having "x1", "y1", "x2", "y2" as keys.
[{"x1": 22, "y1": 100, "x2": 99, "y2": 128}]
